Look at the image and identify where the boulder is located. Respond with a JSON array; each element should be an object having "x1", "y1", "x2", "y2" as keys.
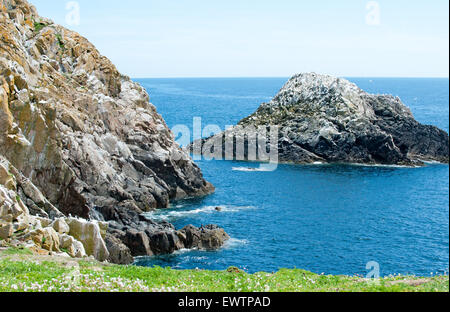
[
  {"x1": 59, "y1": 234, "x2": 86, "y2": 258},
  {"x1": 199, "y1": 225, "x2": 230, "y2": 250},
  {"x1": 73, "y1": 240, "x2": 87, "y2": 258},
  {"x1": 147, "y1": 231, "x2": 184, "y2": 255},
  {"x1": 180, "y1": 224, "x2": 230, "y2": 250},
  {"x1": 59, "y1": 234, "x2": 76, "y2": 257},
  {"x1": 0, "y1": 163, "x2": 15, "y2": 191},
  {"x1": 0, "y1": 223, "x2": 13, "y2": 240},
  {"x1": 105, "y1": 233, "x2": 133, "y2": 265},
  {"x1": 97, "y1": 221, "x2": 108, "y2": 239},
  {"x1": 30, "y1": 227, "x2": 60, "y2": 252},
  {"x1": 51, "y1": 218, "x2": 70, "y2": 234},
  {"x1": 34, "y1": 216, "x2": 52, "y2": 228},
  {"x1": 122, "y1": 229, "x2": 153, "y2": 257},
  {"x1": 66, "y1": 218, "x2": 109, "y2": 262}
]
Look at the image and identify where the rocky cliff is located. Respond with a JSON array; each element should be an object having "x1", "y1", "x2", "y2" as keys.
[
  {"x1": 1, "y1": 0, "x2": 228, "y2": 263},
  {"x1": 195, "y1": 73, "x2": 449, "y2": 166}
]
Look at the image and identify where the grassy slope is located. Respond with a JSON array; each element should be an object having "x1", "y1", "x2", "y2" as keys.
[{"x1": 0, "y1": 248, "x2": 448, "y2": 292}]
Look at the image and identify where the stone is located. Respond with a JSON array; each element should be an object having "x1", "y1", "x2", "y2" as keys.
[
  {"x1": 122, "y1": 229, "x2": 153, "y2": 257},
  {"x1": 97, "y1": 221, "x2": 108, "y2": 239},
  {"x1": 194, "y1": 73, "x2": 449, "y2": 166},
  {"x1": 105, "y1": 233, "x2": 133, "y2": 265},
  {"x1": 30, "y1": 227, "x2": 60, "y2": 252},
  {"x1": 59, "y1": 233, "x2": 86, "y2": 258},
  {"x1": 0, "y1": 223, "x2": 13, "y2": 240},
  {"x1": 0, "y1": 0, "x2": 229, "y2": 263},
  {"x1": 147, "y1": 231, "x2": 184, "y2": 255},
  {"x1": 51, "y1": 218, "x2": 70, "y2": 234},
  {"x1": 66, "y1": 218, "x2": 109, "y2": 262},
  {"x1": 180, "y1": 224, "x2": 230, "y2": 250},
  {"x1": 34, "y1": 217, "x2": 52, "y2": 228},
  {"x1": 199, "y1": 225, "x2": 230, "y2": 250},
  {"x1": 59, "y1": 234, "x2": 76, "y2": 257},
  {"x1": 0, "y1": 0, "x2": 215, "y2": 224},
  {"x1": 14, "y1": 218, "x2": 29, "y2": 232},
  {"x1": 1, "y1": 214, "x2": 13, "y2": 223},
  {"x1": 73, "y1": 240, "x2": 87, "y2": 258},
  {"x1": 0, "y1": 163, "x2": 15, "y2": 191}
]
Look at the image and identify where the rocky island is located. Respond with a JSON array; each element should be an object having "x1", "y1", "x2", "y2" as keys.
[
  {"x1": 194, "y1": 73, "x2": 449, "y2": 166},
  {"x1": 0, "y1": 0, "x2": 229, "y2": 264}
]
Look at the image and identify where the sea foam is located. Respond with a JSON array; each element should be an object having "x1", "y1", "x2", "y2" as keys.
[{"x1": 144, "y1": 205, "x2": 256, "y2": 222}]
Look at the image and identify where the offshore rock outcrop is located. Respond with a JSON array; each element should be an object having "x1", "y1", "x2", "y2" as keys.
[
  {"x1": 1, "y1": 0, "x2": 227, "y2": 263},
  {"x1": 195, "y1": 73, "x2": 449, "y2": 166}
]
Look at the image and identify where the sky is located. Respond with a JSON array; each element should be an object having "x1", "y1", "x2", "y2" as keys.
[{"x1": 30, "y1": 0, "x2": 449, "y2": 78}]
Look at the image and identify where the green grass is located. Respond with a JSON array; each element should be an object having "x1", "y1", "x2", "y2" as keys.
[
  {"x1": 0, "y1": 248, "x2": 448, "y2": 292},
  {"x1": 55, "y1": 33, "x2": 65, "y2": 49},
  {"x1": 0, "y1": 247, "x2": 33, "y2": 256},
  {"x1": 33, "y1": 22, "x2": 46, "y2": 33}
]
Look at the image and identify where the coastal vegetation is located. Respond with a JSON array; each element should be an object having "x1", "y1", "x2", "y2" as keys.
[{"x1": 0, "y1": 248, "x2": 448, "y2": 292}]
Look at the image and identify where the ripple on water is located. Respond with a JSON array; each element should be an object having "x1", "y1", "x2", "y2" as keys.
[{"x1": 133, "y1": 77, "x2": 449, "y2": 276}]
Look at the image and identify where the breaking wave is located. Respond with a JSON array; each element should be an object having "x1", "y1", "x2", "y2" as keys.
[
  {"x1": 144, "y1": 205, "x2": 256, "y2": 222},
  {"x1": 223, "y1": 238, "x2": 250, "y2": 249},
  {"x1": 232, "y1": 166, "x2": 274, "y2": 172}
]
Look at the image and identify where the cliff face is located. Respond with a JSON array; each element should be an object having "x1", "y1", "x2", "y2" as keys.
[
  {"x1": 196, "y1": 73, "x2": 449, "y2": 165},
  {"x1": 0, "y1": 0, "x2": 213, "y2": 218},
  {"x1": 1, "y1": 0, "x2": 226, "y2": 263}
]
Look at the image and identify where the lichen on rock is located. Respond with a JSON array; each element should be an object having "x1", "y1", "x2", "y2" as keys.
[
  {"x1": 195, "y1": 73, "x2": 449, "y2": 166},
  {"x1": 0, "y1": 0, "x2": 228, "y2": 263}
]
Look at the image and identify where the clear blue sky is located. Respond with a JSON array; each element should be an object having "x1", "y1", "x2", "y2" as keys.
[{"x1": 30, "y1": 0, "x2": 449, "y2": 78}]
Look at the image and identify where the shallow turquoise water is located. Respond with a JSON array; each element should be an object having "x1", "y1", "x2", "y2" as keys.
[{"x1": 133, "y1": 77, "x2": 449, "y2": 276}]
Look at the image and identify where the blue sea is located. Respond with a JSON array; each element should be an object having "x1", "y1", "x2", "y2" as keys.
[{"x1": 133, "y1": 77, "x2": 449, "y2": 277}]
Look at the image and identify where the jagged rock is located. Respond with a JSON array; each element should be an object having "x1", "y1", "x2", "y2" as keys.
[
  {"x1": 104, "y1": 233, "x2": 133, "y2": 265},
  {"x1": 199, "y1": 225, "x2": 231, "y2": 250},
  {"x1": 16, "y1": 178, "x2": 64, "y2": 219},
  {"x1": 0, "y1": 174, "x2": 30, "y2": 238},
  {"x1": 0, "y1": 162, "x2": 15, "y2": 190},
  {"x1": 0, "y1": 0, "x2": 214, "y2": 223},
  {"x1": 97, "y1": 221, "x2": 108, "y2": 239},
  {"x1": 34, "y1": 216, "x2": 52, "y2": 228},
  {"x1": 51, "y1": 218, "x2": 70, "y2": 234},
  {"x1": 0, "y1": 223, "x2": 13, "y2": 240},
  {"x1": 59, "y1": 234, "x2": 86, "y2": 258},
  {"x1": 0, "y1": 0, "x2": 229, "y2": 262},
  {"x1": 65, "y1": 218, "x2": 109, "y2": 262},
  {"x1": 1, "y1": 158, "x2": 100, "y2": 260},
  {"x1": 30, "y1": 227, "x2": 60, "y2": 252},
  {"x1": 195, "y1": 73, "x2": 449, "y2": 166},
  {"x1": 121, "y1": 229, "x2": 153, "y2": 257},
  {"x1": 147, "y1": 231, "x2": 184, "y2": 255},
  {"x1": 72, "y1": 240, "x2": 87, "y2": 258},
  {"x1": 58, "y1": 234, "x2": 76, "y2": 257},
  {"x1": 180, "y1": 225, "x2": 230, "y2": 250}
]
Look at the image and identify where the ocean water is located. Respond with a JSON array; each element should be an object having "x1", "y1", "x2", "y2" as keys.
[{"x1": 133, "y1": 77, "x2": 449, "y2": 277}]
